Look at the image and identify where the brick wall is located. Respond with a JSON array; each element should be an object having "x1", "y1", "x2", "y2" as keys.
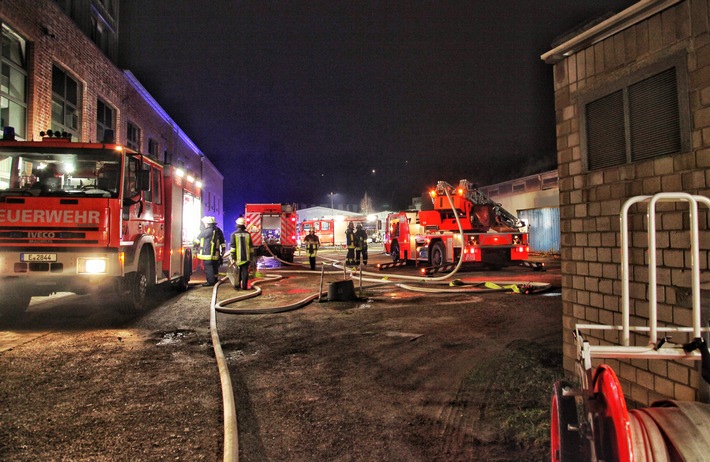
[{"x1": 552, "y1": 0, "x2": 710, "y2": 405}]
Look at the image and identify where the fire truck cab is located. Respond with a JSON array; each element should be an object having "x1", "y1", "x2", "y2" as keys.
[{"x1": 0, "y1": 128, "x2": 200, "y2": 317}]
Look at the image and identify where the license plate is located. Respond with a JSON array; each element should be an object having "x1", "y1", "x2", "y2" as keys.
[{"x1": 20, "y1": 253, "x2": 57, "y2": 262}]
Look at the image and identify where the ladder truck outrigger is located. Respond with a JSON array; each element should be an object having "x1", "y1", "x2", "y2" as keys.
[
  {"x1": 0, "y1": 127, "x2": 201, "y2": 317},
  {"x1": 384, "y1": 179, "x2": 536, "y2": 271}
]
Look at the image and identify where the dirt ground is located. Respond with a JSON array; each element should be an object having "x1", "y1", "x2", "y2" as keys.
[{"x1": 0, "y1": 248, "x2": 562, "y2": 461}]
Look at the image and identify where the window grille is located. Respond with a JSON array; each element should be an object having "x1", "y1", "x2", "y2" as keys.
[{"x1": 585, "y1": 66, "x2": 684, "y2": 171}]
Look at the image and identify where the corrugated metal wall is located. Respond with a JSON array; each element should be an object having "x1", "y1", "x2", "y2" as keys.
[{"x1": 518, "y1": 207, "x2": 560, "y2": 253}]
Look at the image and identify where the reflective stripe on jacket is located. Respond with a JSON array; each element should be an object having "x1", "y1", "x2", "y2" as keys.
[
  {"x1": 195, "y1": 226, "x2": 225, "y2": 261},
  {"x1": 304, "y1": 234, "x2": 320, "y2": 257},
  {"x1": 230, "y1": 230, "x2": 252, "y2": 265},
  {"x1": 345, "y1": 229, "x2": 356, "y2": 248}
]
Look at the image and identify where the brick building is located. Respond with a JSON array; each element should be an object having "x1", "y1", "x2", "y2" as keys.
[
  {"x1": 543, "y1": 0, "x2": 710, "y2": 405},
  {"x1": 0, "y1": 0, "x2": 224, "y2": 226}
]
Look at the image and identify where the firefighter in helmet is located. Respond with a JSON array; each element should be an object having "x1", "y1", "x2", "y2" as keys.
[
  {"x1": 345, "y1": 221, "x2": 356, "y2": 266},
  {"x1": 194, "y1": 216, "x2": 225, "y2": 286},
  {"x1": 355, "y1": 223, "x2": 368, "y2": 265},
  {"x1": 229, "y1": 216, "x2": 253, "y2": 290},
  {"x1": 303, "y1": 228, "x2": 320, "y2": 270}
]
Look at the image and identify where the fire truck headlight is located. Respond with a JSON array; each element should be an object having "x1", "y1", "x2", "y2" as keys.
[{"x1": 78, "y1": 258, "x2": 108, "y2": 274}]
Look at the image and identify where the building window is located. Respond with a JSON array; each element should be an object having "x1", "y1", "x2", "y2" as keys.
[
  {"x1": 512, "y1": 183, "x2": 525, "y2": 193},
  {"x1": 542, "y1": 175, "x2": 558, "y2": 190},
  {"x1": 90, "y1": 14, "x2": 109, "y2": 56},
  {"x1": 1, "y1": 24, "x2": 27, "y2": 139},
  {"x1": 96, "y1": 98, "x2": 115, "y2": 143},
  {"x1": 584, "y1": 63, "x2": 688, "y2": 171},
  {"x1": 51, "y1": 65, "x2": 81, "y2": 140},
  {"x1": 148, "y1": 138, "x2": 159, "y2": 159},
  {"x1": 126, "y1": 122, "x2": 140, "y2": 151}
]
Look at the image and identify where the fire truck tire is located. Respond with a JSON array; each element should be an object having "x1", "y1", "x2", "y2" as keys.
[
  {"x1": 1, "y1": 290, "x2": 31, "y2": 319},
  {"x1": 430, "y1": 241, "x2": 446, "y2": 266},
  {"x1": 391, "y1": 242, "x2": 400, "y2": 262},
  {"x1": 174, "y1": 252, "x2": 192, "y2": 292},
  {"x1": 550, "y1": 380, "x2": 581, "y2": 462},
  {"x1": 117, "y1": 271, "x2": 147, "y2": 313}
]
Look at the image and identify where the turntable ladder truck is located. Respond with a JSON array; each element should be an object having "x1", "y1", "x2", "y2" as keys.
[{"x1": 384, "y1": 179, "x2": 532, "y2": 269}]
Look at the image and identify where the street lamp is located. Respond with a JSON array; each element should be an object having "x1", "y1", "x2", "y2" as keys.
[{"x1": 329, "y1": 192, "x2": 335, "y2": 219}]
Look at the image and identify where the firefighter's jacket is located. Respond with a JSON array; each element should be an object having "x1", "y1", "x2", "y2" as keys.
[
  {"x1": 355, "y1": 229, "x2": 368, "y2": 250},
  {"x1": 304, "y1": 233, "x2": 320, "y2": 257},
  {"x1": 194, "y1": 225, "x2": 225, "y2": 261},
  {"x1": 230, "y1": 229, "x2": 253, "y2": 266},
  {"x1": 345, "y1": 228, "x2": 356, "y2": 249}
]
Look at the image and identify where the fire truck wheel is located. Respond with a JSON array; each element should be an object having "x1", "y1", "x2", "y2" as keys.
[
  {"x1": 174, "y1": 256, "x2": 192, "y2": 292},
  {"x1": 391, "y1": 242, "x2": 400, "y2": 262},
  {"x1": 430, "y1": 241, "x2": 446, "y2": 266},
  {"x1": 1, "y1": 290, "x2": 31, "y2": 319},
  {"x1": 550, "y1": 380, "x2": 581, "y2": 462},
  {"x1": 117, "y1": 271, "x2": 147, "y2": 313}
]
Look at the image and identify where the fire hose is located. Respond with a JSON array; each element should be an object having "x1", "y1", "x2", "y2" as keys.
[{"x1": 208, "y1": 186, "x2": 547, "y2": 461}]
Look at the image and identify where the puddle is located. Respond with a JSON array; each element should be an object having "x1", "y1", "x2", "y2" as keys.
[{"x1": 156, "y1": 329, "x2": 195, "y2": 346}]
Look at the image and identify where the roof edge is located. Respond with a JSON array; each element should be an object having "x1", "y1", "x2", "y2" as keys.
[{"x1": 541, "y1": 0, "x2": 682, "y2": 64}]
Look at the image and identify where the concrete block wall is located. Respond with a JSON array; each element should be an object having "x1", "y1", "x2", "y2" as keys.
[{"x1": 553, "y1": 0, "x2": 710, "y2": 405}]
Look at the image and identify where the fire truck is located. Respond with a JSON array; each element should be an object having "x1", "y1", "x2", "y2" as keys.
[
  {"x1": 297, "y1": 216, "x2": 371, "y2": 247},
  {"x1": 244, "y1": 203, "x2": 297, "y2": 262},
  {"x1": 298, "y1": 219, "x2": 335, "y2": 246},
  {"x1": 0, "y1": 128, "x2": 201, "y2": 317},
  {"x1": 384, "y1": 179, "x2": 530, "y2": 268}
]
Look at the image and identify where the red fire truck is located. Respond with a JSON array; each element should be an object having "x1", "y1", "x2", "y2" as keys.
[
  {"x1": 384, "y1": 179, "x2": 530, "y2": 268},
  {"x1": 298, "y1": 218, "x2": 335, "y2": 246},
  {"x1": 297, "y1": 216, "x2": 372, "y2": 247},
  {"x1": 0, "y1": 128, "x2": 201, "y2": 317},
  {"x1": 244, "y1": 203, "x2": 297, "y2": 262}
]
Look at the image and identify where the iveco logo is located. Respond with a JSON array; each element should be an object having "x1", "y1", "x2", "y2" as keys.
[{"x1": 28, "y1": 231, "x2": 56, "y2": 239}]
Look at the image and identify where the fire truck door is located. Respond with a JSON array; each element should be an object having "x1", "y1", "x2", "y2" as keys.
[{"x1": 148, "y1": 166, "x2": 165, "y2": 262}]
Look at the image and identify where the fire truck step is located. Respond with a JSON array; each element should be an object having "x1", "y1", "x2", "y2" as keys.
[
  {"x1": 519, "y1": 261, "x2": 545, "y2": 271},
  {"x1": 375, "y1": 261, "x2": 407, "y2": 270}
]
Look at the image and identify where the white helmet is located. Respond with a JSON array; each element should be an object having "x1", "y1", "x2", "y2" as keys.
[
  {"x1": 236, "y1": 217, "x2": 245, "y2": 226},
  {"x1": 201, "y1": 216, "x2": 216, "y2": 225}
]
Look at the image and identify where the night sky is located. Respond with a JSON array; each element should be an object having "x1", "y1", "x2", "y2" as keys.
[{"x1": 118, "y1": 1, "x2": 636, "y2": 221}]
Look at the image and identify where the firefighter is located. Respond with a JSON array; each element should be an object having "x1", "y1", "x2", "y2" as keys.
[
  {"x1": 303, "y1": 228, "x2": 320, "y2": 270},
  {"x1": 355, "y1": 223, "x2": 368, "y2": 265},
  {"x1": 194, "y1": 216, "x2": 225, "y2": 286},
  {"x1": 345, "y1": 222, "x2": 356, "y2": 266},
  {"x1": 229, "y1": 216, "x2": 253, "y2": 290}
]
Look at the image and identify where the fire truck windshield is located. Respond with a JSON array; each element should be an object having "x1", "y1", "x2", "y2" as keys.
[{"x1": 0, "y1": 148, "x2": 122, "y2": 198}]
